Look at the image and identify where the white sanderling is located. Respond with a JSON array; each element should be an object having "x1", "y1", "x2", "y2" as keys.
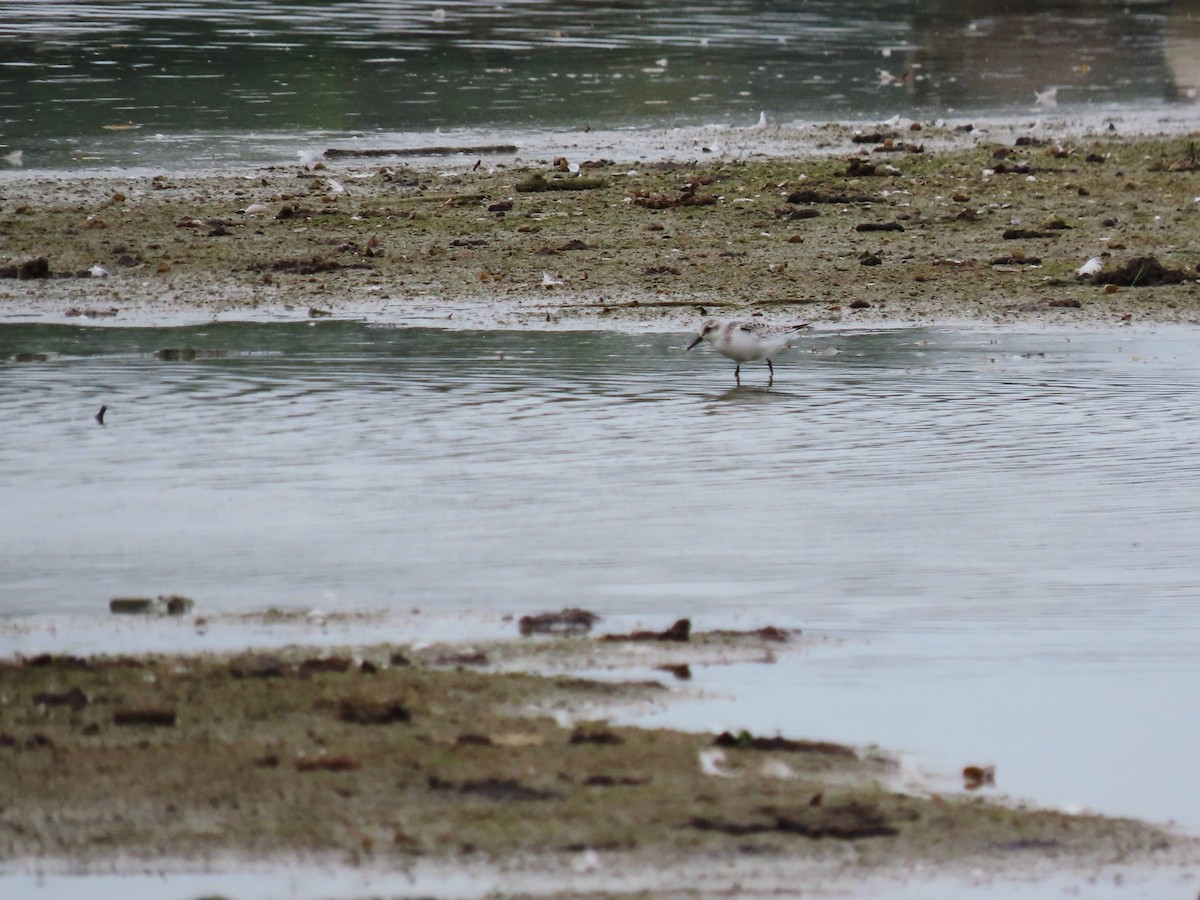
[{"x1": 686, "y1": 319, "x2": 812, "y2": 384}]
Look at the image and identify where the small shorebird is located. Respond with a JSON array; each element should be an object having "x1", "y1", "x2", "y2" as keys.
[{"x1": 687, "y1": 319, "x2": 812, "y2": 384}]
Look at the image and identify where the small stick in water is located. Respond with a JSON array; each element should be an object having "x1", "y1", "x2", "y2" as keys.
[{"x1": 95, "y1": 405, "x2": 107, "y2": 425}]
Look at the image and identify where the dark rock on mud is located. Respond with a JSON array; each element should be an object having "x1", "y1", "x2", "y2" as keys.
[
  {"x1": 432, "y1": 651, "x2": 489, "y2": 667},
  {"x1": 570, "y1": 728, "x2": 624, "y2": 746},
  {"x1": 657, "y1": 663, "x2": 692, "y2": 680},
  {"x1": 32, "y1": 687, "x2": 88, "y2": 710},
  {"x1": 991, "y1": 162, "x2": 1035, "y2": 174},
  {"x1": 113, "y1": 707, "x2": 177, "y2": 727},
  {"x1": 872, "y1": 141, "x2": 923, "y2": 154},
  {"x1": 298, "y1": 656, "x2": 353, "y2": 674},
  {"x1": 518, "y1": 607, "x2": 600, "y2": 636},
  {"x1": 110, "y1": 595, "x2": 194, "y2": 615},
  {"x1": 109, "y1": 598, "x2": 157, "y2": 614},
  {"x1": 428, "y1": 775, "x2": 560, "y2": 802},
  {"x1": 776, "y1": 207, "x2": 820, "y2": 220},
  {"x1": 714, "y1": 730, "x2": 856, "y2": 758},
  {"x1": 515, "y1": 173, "x2": 606, "y2": 193},
  {"x1": 1003, "y1": 228, "x2": 1058, "y2": 240},
  {"x1": 456, "y1": 733, "x2": 493, "y2": 747},
  {"x1": 323, "y1": 144, "x2": 518, "y2": 159},
  {"x1": 24, "y1": 653, "x2": 92, "y2": 669},
  {"x1": 0, "y1": 257, "x2": 50, "y2": 279},
  {"x1": 964, "y1": 764, "x2": 997, "y2": 790},
  {"x1": 600, "y1": 618, "x2": 691, "y2": 643},
  {"x1": 583, "y1": 774, "x2": 649, "y2": 787},
  {"x1": 692, "y1": 799, "x2": 898, "y2": 840},
  {"x1": 1090, "y1": 255, "x2": 1196, "y2": 287},
  {"x1": 787, "y1": 188, "x2": 873, "y2": 205},
  {"x1": 844, "y1": 157, "x2": 902, "y2": 177},
  {"x1": 229, "y1": 655, "x2": 285, "y2": 679},
  {"x1": 338, "y1": 697, "x2": 411, "y2": 725},
  {"x1": 248, "y1": 257, "x2": 371, "y2": 275},
  {"x1": 295, "y1": 755, "x2": 360, "y2": 772},
  {"x1": 707, "y1": 625, "x2": 796, "y2": 642},
  {"x1": 0, "y1": 732, "x2": 55, "y2": 750}
]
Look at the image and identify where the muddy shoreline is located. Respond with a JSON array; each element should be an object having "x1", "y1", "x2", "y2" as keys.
[
  {"x1": 1, "y1": 124, "x2": 1198, "y2": 332},
  {"x1": 1, "y1": 617, "x2": 1195, "y2": 894}
]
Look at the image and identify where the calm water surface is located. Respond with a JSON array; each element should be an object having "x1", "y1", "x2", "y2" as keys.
[
  {"x1": 1, "y1": 1, "x2": 1198, "y2": 169},
  {"x1": 1, "y1": 321, "x2": 1200, "y2": 832}
]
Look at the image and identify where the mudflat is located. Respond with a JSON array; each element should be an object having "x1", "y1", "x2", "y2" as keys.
[
  {"x1": 0, "y1": 627, "x2": 1188, "y2": 880},
  {"x1": 1, "y1": 126, "x2": 1197, "y2": 329}
]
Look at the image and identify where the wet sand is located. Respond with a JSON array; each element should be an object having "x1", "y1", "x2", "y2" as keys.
[{"x1": 1, "y1": 123, "x2": 1197, "y2": 331}]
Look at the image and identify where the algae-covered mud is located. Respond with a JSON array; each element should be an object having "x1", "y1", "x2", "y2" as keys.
[
  {"x1": 0, "y1": 632, "x2": 1188, "y2": 885},
  {"x1": 1, "y1": 125, "x2": 1198, "y2": 329}
]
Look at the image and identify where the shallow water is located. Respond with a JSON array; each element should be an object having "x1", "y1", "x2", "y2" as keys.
[
  {"x1": 1, "y1": 0, "x2": 1198, "y2": 170},
  {"x1": 2, "y1": 321, "x2": 1200, "y2": 834}
]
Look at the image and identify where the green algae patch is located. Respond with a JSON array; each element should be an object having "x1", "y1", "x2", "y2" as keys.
[{"x1": 0, "y1": 647, "x2": 1182, "y2": 874}]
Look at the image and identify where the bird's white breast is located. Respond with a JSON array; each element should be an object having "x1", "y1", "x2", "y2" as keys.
[{"x1": 713, "y1": 324, "x2": 786, "y2": 362}]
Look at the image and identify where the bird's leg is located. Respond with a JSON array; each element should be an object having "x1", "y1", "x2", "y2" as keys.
[
  {"x1": 767, "y1": 359, "x2": 774, "y2": 385},
  {"x1": 734, "y1": 363, "x2": 741, "y2": 384}
]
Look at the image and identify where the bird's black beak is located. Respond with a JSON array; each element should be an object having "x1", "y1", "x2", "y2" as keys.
[{"x1": 687, "y1": 335, "x2": 703, "y2": 351}]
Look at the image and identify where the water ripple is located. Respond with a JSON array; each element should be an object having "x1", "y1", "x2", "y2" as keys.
[{"x1": 1, "y1": 324, "x2": 1199, "y2": 666}]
